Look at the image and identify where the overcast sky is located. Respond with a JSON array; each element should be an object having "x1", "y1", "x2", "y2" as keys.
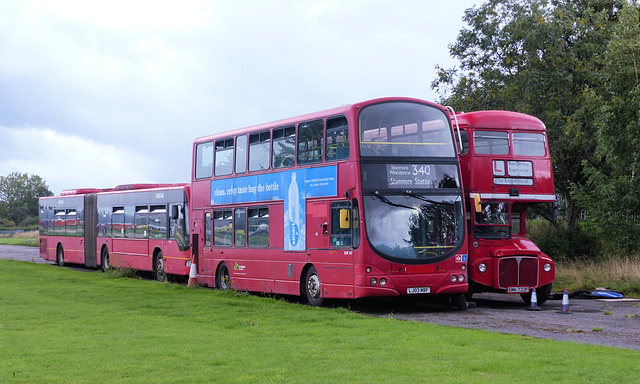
[{"x1": 0, "y1": 0, "x2": 479, "y2": 195}]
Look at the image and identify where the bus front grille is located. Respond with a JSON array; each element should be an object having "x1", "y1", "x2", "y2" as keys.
[{"x1": 498, "y1": 256, "x2": 538, "y2": 289}]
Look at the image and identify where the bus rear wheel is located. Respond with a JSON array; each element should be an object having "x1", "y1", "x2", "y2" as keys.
[
  {"x1": 303, "y1": 266, "x2": 323, "y2": 306},
  {"x1": 101, "y1": 248, "x2": 110, "y2": 272},
  {"x1": 216, "y1": 262, "x2": 230, "y2": 290},
  {"x1": 154, "y1": 251, "x2": 166, "y2": 282},
  {"x1": 56, "y1": 246, "x2": 64, "y2": 266}
]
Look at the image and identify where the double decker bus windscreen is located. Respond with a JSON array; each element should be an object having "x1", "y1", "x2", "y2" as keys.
[{"x1": 359, "y1": 101, "x2": 455, "y2": 158}]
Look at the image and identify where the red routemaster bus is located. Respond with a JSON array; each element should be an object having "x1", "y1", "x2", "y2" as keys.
[
  {"x1": 190, "y1": 97, "x2": 469, "y2": 307},
  {"x1": 39, "y1": 183, "x2": 191, "y2": 280},
  {"x1": 451, "y1": 110, "x2": 555, "y2": 304}
]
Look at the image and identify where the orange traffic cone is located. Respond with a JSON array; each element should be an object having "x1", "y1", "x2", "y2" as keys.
[
  {"x1": 187, "y1": 254, "x2": 197, "y2": 287},
  {"x1": 528, "y1": 288, "x2": 541, "y2": 311},
  {"x1": 558, "y1": 288, "x2": 572, "y2": 314}
]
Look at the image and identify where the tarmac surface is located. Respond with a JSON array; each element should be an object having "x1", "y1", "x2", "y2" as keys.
[{"x1": 2, "y1": 244, "x2": 639, "y2": 351}]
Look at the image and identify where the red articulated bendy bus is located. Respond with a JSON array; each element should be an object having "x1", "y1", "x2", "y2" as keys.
[
  {"x1": 451, "y1": 110, "x2": 555, "y2": 304},
  {"x1": 190, "y1": 97, "x2": 469, "y2": 307},
  {"x1": 39, "y1": 183, "x2": 191, "y2": 280}
]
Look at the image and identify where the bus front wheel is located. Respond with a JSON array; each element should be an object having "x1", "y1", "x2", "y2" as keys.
[
  {"x1": 521, "y1": 283, "x2": 552, "y2": 305},
  {"x1": 303, "y1": 266, "x2": 323, "y2": 306},
  {"x1": 216, "y1": 262, "x2": 230, "y2": 290},
  {"x1": 56, "y1": 246, "x2": 64, "y2": 267}
]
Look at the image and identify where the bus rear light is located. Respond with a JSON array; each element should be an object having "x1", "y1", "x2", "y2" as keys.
[
  {"x1": 379, "y1": 278, "x2": 387, "y2": 287},
  {"x1": 544, "y1": 263, "x2": 552, "y2": 272},
  {"x1": 451, "y1": 275, "x2": 458, "y2": 283},
  {"x1": 370, "y1": 277, "x2": 378, "y2": 286},
  {"x1": 478, "y1": 263, "x2": 487, "y2": 273}
]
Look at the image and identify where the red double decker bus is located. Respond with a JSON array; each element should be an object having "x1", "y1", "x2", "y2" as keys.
[
  {"x1": 452, "y1": 110, "x2": 555, "y2": 304},
  {"x1": 39, "y1": 183, "x2": 191, "y2": 280},
  {"x1": 190, "y1": 97, "x2": 469, "y2": 307}
]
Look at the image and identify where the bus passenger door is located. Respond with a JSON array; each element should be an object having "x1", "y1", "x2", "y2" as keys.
[{"x1": 200, "y1": 212, "x2": 214, "y2": 284}]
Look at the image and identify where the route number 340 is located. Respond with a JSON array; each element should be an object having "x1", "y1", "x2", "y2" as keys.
[{"x1": 412, "y1": 165, "x2": 431, "y2": 176}]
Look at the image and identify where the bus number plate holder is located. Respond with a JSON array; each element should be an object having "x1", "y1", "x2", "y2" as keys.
[
  {"x1": 507, "y1": 286, "x2": 529, "y2": 293},
  {"x1": 407, "y1": 287, "x2": 430, "y2": 294}
]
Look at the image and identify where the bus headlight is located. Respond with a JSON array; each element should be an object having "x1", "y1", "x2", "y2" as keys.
[
  {"x1": 370, "y1": 277, "x2": 377, "y2": 286},
  {"x1": 379, "y1": 278, "x2": 387, "y2": 287},
  {"x1": 544, "y1": 263, "x2": 552, "y2": 272},
  {"x1": 459, "y1": 274, "x2": 465, "y2": 283},
  {"x1": 451, "y1": 275, "x2": 458, "y2": 283},
  {"x1": 478, "y1": 263, "x2": 487, "y2": 273}
]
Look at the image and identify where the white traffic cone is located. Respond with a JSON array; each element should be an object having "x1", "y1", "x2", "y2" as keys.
[
  {"x1": 558, "y1": 288, "x2": 572, "y2": 314},
  {"x1": 528, "y1": 288, "x2": 541, "y2": 311},
  {"x1": 187, "y1": 254, "x2": 197, "y2": 287}
]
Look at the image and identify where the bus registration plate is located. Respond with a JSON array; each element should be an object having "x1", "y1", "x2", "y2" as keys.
[
  {"x1": 507, "y1": 286, "x2": 529, "y2": 293},
  {"x1": 407, "y1": 287, "x2": 430, "y2": 294}
]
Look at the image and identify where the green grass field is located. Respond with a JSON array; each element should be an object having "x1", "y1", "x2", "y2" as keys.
[{"x1": 0, "y1": 260, "x2": 638, "y2": 383}]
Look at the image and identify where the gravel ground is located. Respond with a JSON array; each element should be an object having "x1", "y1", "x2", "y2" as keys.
[
  {"x1": 0, "y1": 244, "x2": 51, "y2": 264},
  {"x1": 351, "y1": 292, "x2": 640, "y2": 351},
  {"x1": 2, "y1": 244, "x2": 639, "y2": 350}
]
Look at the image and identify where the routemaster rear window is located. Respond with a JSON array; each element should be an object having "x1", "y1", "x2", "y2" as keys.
[
  {"x1": 513, "y1": 132, "x2": 546, "y2": 156},
  {"x1": 474, "y1": 131, "x2": 509, "y2": 154}
]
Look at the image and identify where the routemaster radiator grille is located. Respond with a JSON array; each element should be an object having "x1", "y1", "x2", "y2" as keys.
[{"x1": 498, "y1": 257, "x2": 538, "y2": 288}]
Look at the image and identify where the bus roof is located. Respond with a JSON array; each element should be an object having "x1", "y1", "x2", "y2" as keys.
[
  {"x1": 193, "y1": 96, "x2": 446, "y2": 144},
  {"x1": 453, "y1": 110, "x2": 546, "y2": 131},
  {"x1": 58, "y1": 183, "x2": 188, "y2": 196},
  {"x1": 60, "y1": 188, "x2": 104, "y2": 196},
  {"x1": 113, "y1": 183, "x2": 177, "y2": 191}
]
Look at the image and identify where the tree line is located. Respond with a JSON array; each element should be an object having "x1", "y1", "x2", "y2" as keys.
[
  {"x1": 0, "y1": 172, "x2": 52, "y2": 228},
  {"x1": 4, "y1": 1, "x2": 639, "y2": 257},
  {"x1": 433, "y1": 0, "x2": 640, "y2": 257}
]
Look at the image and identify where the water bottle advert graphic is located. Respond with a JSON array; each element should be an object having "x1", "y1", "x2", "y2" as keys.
[{"x1": 284, "y1": 170, "x2": 305, "y2": 250}]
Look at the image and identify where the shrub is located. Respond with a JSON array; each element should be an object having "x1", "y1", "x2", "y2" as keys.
[{"x1": 527, "y1": 219, "x2": 600, "y2": 261}]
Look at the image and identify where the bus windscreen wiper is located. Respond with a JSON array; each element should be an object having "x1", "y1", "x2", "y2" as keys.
[
  {"x1": 403, "y1": 190, "x2": 457, "y2": 205},
  {"x1": 372, "y1": 191, "x2": 413, "y2": 210}
]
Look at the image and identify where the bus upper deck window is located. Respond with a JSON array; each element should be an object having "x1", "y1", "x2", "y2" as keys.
[
  {"x1": 215, "y1": 138, "x2": 234, "y2": 176},
  {"x1": 195, "y1": 141, "x2": 214, "y2": 179},
  {"x1": 474, "y1": 131, "x2": 509, "y2": 155},
  {"x1": 358, "y1": 102, "x2": 454, "y2": 158},
  {"x1": 513, "y1": 132, "x2": 546, "y2": 156},
  {"x1": 326, "y1": 116, "x2": 349, "y2": 161},
  {"x1": 249, "y1": 131, "x2": 271, "y2": 172},
  {"x1": 457, "y1": 130, "x2": 469, "y2": 154},
  {"x1": 272, "y1": 126, "x2": 296, "y2": 169},
  {"x1": 298, "y1": 119, "x2": 323, "y2": 165},
  {"x1": 236, "y1": 134, "x2": 248, "y2": 174}
]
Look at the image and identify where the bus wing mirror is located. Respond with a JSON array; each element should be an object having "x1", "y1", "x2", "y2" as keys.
[
  {"x1": 340, "y1": 209, "x2": 350, "y2": 229},
  {"x1": 474, "y1": 194, "x2": 482, "y2": 213},
  {"x1": 171, "y1": 205, "x2": 180, "y2": 220}
]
